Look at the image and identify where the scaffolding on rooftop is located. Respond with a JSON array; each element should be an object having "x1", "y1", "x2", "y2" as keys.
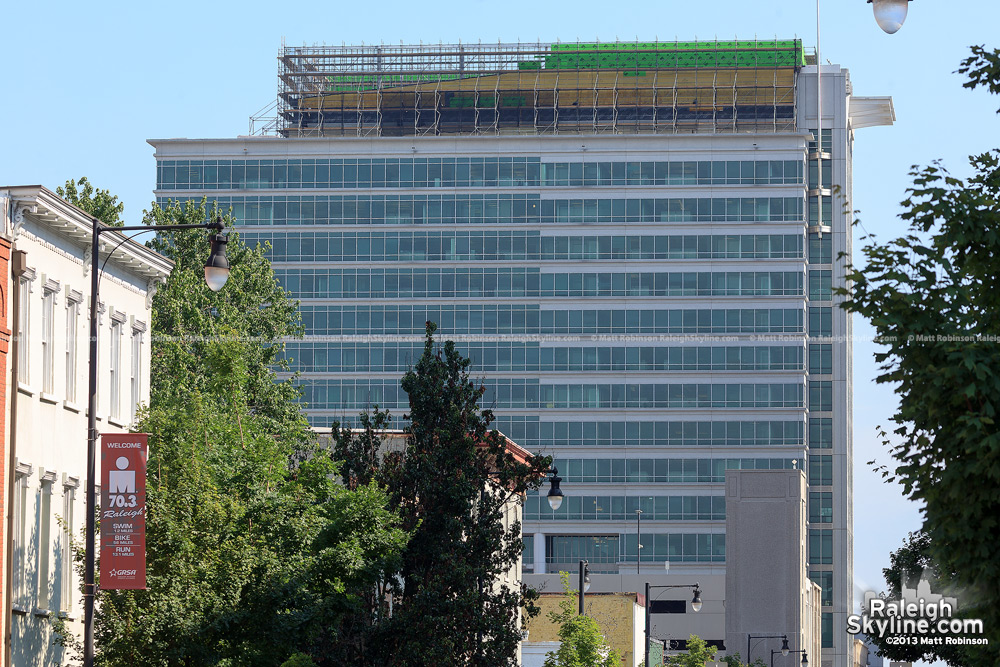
[{"x1": 250, "y1": 39, "x2": 805, "y2": 138}]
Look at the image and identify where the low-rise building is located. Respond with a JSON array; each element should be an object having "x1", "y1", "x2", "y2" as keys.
[
  {"x1": 526, "y1": 469, "x2": 820, "y2": 666},
  {"x1": 524, "y1": 590, "x2": 645, "y2": 667},
  {"x1": 1, "y1": 186, "x2": 171, "y2": 666}
]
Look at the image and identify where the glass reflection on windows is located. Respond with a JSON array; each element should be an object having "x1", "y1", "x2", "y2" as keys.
[
  {"x1": 157, "y1": 158, "x2": 803, "y2": 190},
  {"x1": 298, "y1": 305, "x2": 804, "y2": 335}
]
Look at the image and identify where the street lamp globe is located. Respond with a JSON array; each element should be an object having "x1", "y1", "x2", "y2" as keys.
[
  {"x1": 546, "y1": 490, "x2": 563, "y2": 511},
  {"x1": 546, "y1": 468, "x2": 564, "y2": 510},
  {"x1": 869, "y1": 0, "x2": 911, "y2": 34},
  {"x1": 204, "y1": 231, "x2": 231, "y2": 291},
  {"x1": 690, "y1": 586, "x2": 703, "y2": 613}
]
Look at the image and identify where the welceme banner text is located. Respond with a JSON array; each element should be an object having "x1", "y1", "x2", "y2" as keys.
[{"x1": 100, "y1": 433, "x2": 148, "y2": 590}]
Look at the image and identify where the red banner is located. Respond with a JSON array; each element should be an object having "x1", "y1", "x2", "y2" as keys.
[{"x1": 100, "y1": 433, "x2": 148, "y2": 590}]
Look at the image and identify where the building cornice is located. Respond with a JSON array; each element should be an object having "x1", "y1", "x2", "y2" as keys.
[
  {"x1": 0, "y1": 185, "x2": 174, "y2": 282},
  {"x1": 17, "y1": 227, "x2": 148, "y2": 300},
  {"x1": 148, "y1": 132, "x2": 814, "y2": 160}
]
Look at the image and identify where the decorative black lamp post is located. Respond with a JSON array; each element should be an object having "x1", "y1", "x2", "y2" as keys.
[
  {"x1": 634, "y1": 508, "x2": 642, "y2": 574},
  {"x1": 748, "y1": 634, "x2": 789, "y2": 664},
  {"x1": 643, "y1": 583, "x2": 701, "y2": 667},
  {"x1": 772, "y1": 648, "x2": 808, "y2": 667},
  {"x1": 578, "y1": 560, "x2": 591, "y2": 615},
  {"x1": 481, "y1": 466, "x2": 564, "y2": 665},
  {"x1": 82, "y1": 216, "x2": 230, "y2": 667}
]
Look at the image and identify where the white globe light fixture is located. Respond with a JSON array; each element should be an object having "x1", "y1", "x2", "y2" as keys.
[
  {"x1": 204, "y1": 218, "x2": 231, "y2": 292},
  {"x1": 868, "y1": 0, "x2": 912, "y2": 34},
  {"x1": 546, "y1": 468, "x2": 564, "y2": 510},
  {"x1": 690, "y1": 585, "x2": 703, "y2": 613}
]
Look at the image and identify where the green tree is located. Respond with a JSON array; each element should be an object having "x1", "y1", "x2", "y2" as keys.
[
  {"x1": 281, "y1": 654, "x2": 318, "y2": 667},
  {"x1": 83, "y1": 198, "x2": 409, "y2": 666},
  {"x1": 330, "y1": 323, "x2": 553, "y2": 666},
  {"x1": 664, "y1": 635, "x2": 718, "y2": 667},
  {"x1": 864, "y1": 532, "x2": 995, "y2": 667},
  {"x1": 720, "y1": 653, "x2": 767, "y2": 667},
  {"x1": 96, "y1": 358, "x2": 407, "y2": 666},
  {"x1": 144, "y1": 198, "x2": 304, "y2": 430},
  {"x1": 839, "y1": 45, "x2": 1000, "y2": 658},
  {"x1": 542, "y1": 572, "x2": 620, "y2": 667},
  {"x1": 56, "y1": 176, "x2": 125, "y2": 226}
]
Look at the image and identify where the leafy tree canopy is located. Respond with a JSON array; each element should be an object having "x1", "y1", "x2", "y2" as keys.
[
  {"x1": 329, "y1": 323, "x2": 552, "y2": 666},
  {"x1": 664, "y1": 635, "x2": 717, "y2": 667},
  {"x1": 144, "y1": 198, "x2": 304, "y2": 431},
  {"x1": 83, "y1": 198, "x2": 409, "y2": 666},
  {"x1": 839, "y1": 45, "x2": 1000, "y2": 653},
  {"x1": 720, "y1": 653, "x2": 767, "y2": 667},
  {"x1": 864, "y1": 532, "x2": 999, "y2": 667},
  {"x1": 57, "y1": 176, "x2": 125, "y2": 226}
]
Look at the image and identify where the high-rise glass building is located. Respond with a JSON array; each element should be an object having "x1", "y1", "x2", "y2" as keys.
[{"x1": 151, "y1": 40, "x2": 893, "y2": 667}]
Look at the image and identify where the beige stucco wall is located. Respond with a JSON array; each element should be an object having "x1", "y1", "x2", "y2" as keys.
[{"x1": 526, "y1": 592, "x2": 641, "y2": 666}]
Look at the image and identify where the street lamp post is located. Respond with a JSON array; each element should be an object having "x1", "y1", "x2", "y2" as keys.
[
  {"x1": 578, "y1": 560, "x2": 590, "y2": 615},
  {"x1": 634, "y1": 508, "x2": 642, "y2": 574},
  {"x1": 772, "y1": 649, "x2": 808, "y2": 667},
  {"x1": 82, "y1": 216, "x2": 230, "y2": 667},
  {"x1": 643, "y1": 582, "x2": 701, "y2": 667},
  {"x1": 748, "y1": 634, "x2": 789, "y2": 664},
  {"x1": 479, "y1": 466, "x2": 563, "y2": 665}
]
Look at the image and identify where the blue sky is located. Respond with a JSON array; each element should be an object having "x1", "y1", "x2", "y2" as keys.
[{"x1": 3, "y1": 1, "x2": 998, "y2": 662}]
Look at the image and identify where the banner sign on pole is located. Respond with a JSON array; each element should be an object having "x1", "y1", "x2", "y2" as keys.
[{"x1": 100, "y1": 433, "x2": 148, "y2": 590}]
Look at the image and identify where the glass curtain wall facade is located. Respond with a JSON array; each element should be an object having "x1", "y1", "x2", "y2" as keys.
[{"x1": 151, "y1": 48, "x2": 858, "y2": 667}]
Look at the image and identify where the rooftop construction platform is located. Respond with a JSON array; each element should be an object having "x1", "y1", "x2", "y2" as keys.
[{"x1": 256, "y1": 40, "x2": 807, "y2": 138}]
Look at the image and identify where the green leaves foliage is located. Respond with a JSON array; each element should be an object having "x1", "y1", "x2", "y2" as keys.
[
  {"x1": 664, "y1": 635, "x2": 718, "y2": 667},
  {"x1": 329, "y1": 323, "x2": 552, "y2": 666},
  {"x1": 542, "y1": 572, "x2": 620, "y2": 667},
  {"x1": 145, "y1": 199, "x2": 304, "y2": 435},
  {"x1": 57, "y1": 176, "x2": 125, "y2": 227},
  {"x1": 720, "y1": 653, "x2": 767, "y2": 667},
  {"x1": 959, "y1": 46, "x2": 1000, "y2": 111},
  {"x1": 96, "y1": 349, "x2": 407, "y2": 666},
  {"x1": 92, "y1": 198, "x2": 408, "y2": 666},
  {"x1": 866, "y1": 532, "x2": 997, "y2": 667},
  {"x1": 839, "y1": 47, "x2": 1000, "y2": 659}
]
